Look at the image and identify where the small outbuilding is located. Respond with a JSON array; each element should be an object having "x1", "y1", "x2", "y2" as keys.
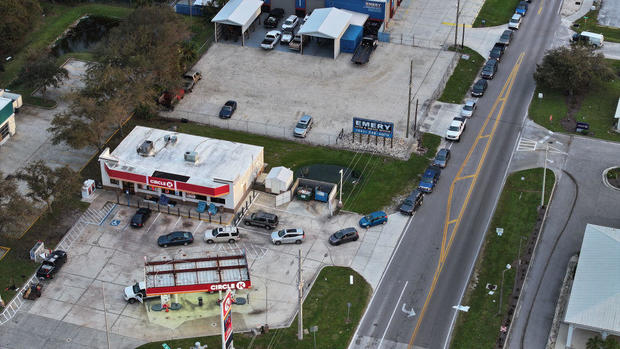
[
  {"x1": 265, "y1": 166, "x2": 294, "y2": 194},
  {"x1": 297, "y1": 7, "x2": 352, "y2": 59},
  {"x1": 212, "y1": 0, "x2": 264, "y2": 46}
]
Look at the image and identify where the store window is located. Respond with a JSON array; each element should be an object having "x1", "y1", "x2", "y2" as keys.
[
  {"x1": 211, "y1": 197, "x2": 225, "y2": 204},
  {"x1": 195, "y1": 194, "x2": 207, "y2": 201},
  {"x1": 110, "y1": 179, "x2": 119, "y2": 185}
]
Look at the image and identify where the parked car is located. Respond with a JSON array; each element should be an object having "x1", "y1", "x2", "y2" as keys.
[
  {"x1": 204, "y1": 226, "x2": 240, "y2": 244},
  {"x1": 264, "y1": 8, "x2": 285, "y2": 28},
  {"x1": 446, "y1": 117, "x2": 466, "y2": 141},
  {"x1": 571, "y1": 31, "x2": 604, "y2": 48},
  {"x1": 433, "y1": 148, "x2": 451, "y2": 168},
  {"x1": 124, "y1": 281, "x2": 159, "y2": 304},
  {"x1": 282, "y1": 15, "x2": 300, "y2": 31},
  {"x1": 36, "y1": 250, "x2": 67, "y2": 280},
  {"x1": 271, "y1": 228, "x2": 305, "y2": 245},
  {"x1": 399, "y1": 189, "x2": 424, "y2": 215},
  {"x1": 294, "y1": 114, "x2": 313, "y2": 138},
  {"x1": 498, "y1": 29, "x2": 513, "y2": 46},
  {"x1": 481, "y1": 59, "x2": 498, "y2": 79},
  {"x1": 244, "y1": 211, "x2": 279, "y2": 229},
  {"x1": 261, "y1": 30, "x2": 282, "y2": 49},
  {"x1": 281, "y1": 29, "x2": 294, "y2": 44},
  {"x1": 516, "y1": 1, "x2": 528, "y2": 16},
  {"x1": 130, "y1": 207, "x2": 152, "y2": 228},
  {"x1": 157, "y1": 231, "x2": 194, "y2": 247},
  {"x1": 489, "y1": 44, "x2": 504, "y2": 62},
  {"x1": 182, "y1": 70, "x2": 202, "y2": 92},
  {"x1": 219, "y1": 100, "x2": 237, "y2": 118},
  {"x1": 289, "y1": 33, "x2": 309, "y2": 51},
  {"x1": 509, "y1": 13, "x2": 522, "y2": 30},
  {"x1": 461, "y1": 99, "x2": 477, "y2": 118},
  {"x1": 472, "y1": 79, "x2": 488, "y2": 97},
  {"x1": 328, "y1": 227, "x2": 359, "y2": 245},
  {"x1": 359, "y1": 211, "x2": 388, "y2": 228},
  {"x1": 418, "y1": 166, "x2": 441, "y2": 193}
]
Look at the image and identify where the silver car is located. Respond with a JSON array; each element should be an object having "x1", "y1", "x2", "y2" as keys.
[
  {"x1": 271, "y1": 228, "x2": 305, "y2": 245},
  {"x1": 294, "y1": 114, "x2": 313, "y2": 138},
  {"x1": 204, "y1": 226, "x2": 240, "y2": 244},
  {"x1": 460, "y1": 99, "x2": 477, "y2": 118}
]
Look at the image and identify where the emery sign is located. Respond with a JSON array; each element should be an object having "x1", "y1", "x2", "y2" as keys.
[{"x1": 353, "y1": 117, "x2": 394, "y2": 138}]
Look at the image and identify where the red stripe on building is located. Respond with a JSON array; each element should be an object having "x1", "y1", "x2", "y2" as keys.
[
  {"x1": 146, "y1": 280, "x2": 252, "y2": 296},
  {"x1": 105, "y1": 164, "x2": 147, "y2": 183}
]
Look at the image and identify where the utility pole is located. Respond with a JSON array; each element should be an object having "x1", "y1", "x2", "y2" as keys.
[
  {"x1": 339, "y1": 169, "x2": 343, "y2": 206},
  {"x1": 406, "y1": 59, "x2": 413, "y2": 138},
  {"x1": 454, "y1": 0, "x2": 460, "y2": 48},
  {"x1": 188, "y1": 0, "x2": 192, "y2": 19},
  {"x1": 461, "y1": 23, "x2": 465, "y2": 49},
  {"x1": 414, "y1": 99, "x2": 419, "y2": 138},
  {"x1": 297, "y1": 248, "x2": 304, "y2": 340}
]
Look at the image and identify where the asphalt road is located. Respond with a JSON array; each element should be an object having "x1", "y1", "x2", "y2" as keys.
[{"x1": 350, "y1": 1, "x2": 565, "y2": 348}]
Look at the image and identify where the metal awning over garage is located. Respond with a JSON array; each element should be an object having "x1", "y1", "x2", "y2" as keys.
[
  {"x1": 298, "y1": 7, "x2": 352, "y2": 59},
  {"x1": 212, "y1": 0, "x2": 264, "y2": 45}
]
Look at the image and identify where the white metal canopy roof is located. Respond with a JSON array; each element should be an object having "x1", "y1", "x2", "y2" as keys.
[
  {"x1": 212, "y1": 0, "x2": 264, "y2": 32},
  {"x1": 298, "y1": 7, "x2": 352, "y2": 39},
  {"x1": 564, "y1": 224, "x2": 620, "y2": 335}
]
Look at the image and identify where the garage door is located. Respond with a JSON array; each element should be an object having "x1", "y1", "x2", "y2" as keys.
[
  {"x1": 270, "y1": 0, "x2": 296, "y2": 16},
  {"x1": 306, "y1": 0, "x2": 324, "y2": 13}
]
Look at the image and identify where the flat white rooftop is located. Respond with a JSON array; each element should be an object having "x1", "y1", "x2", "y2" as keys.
[{"x1": 103, "y1": 126, "x2": 263, "y2": 185}]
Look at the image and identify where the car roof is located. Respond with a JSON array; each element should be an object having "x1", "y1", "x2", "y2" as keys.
[
  {"x1": 369, "y1": 211, "x2": 386, "y2": 217},
  {"x1": 475, "y1": 79, "x2": 487, "y2": 86},
  {"x1": 450, "y1": 119, "x2": 463, "y2": 126},
  {"x1": 512, "y1": 13, "x2": 522, "y2": 19},
  {"x1": 465, "y1": 100, "x2": 475, "y2": 106},
  {"x1": 267, "y1": 30, "x2": 281, "y2": 35},
  {"x1": 286, "y1": 15, "x2": 297, "y2": 20},
  {"x1": 300, "y1": 115, "x2": 312, "y2": 122},
  {"x1": 337, "y1": 227, "x2": 357, "y2": 234},
  {"x1": 502, "y1": 29, "x2": 512, "y2": 35},
  {"x1": 438, "y1": 148, "x2": 449, "y2": 155}
]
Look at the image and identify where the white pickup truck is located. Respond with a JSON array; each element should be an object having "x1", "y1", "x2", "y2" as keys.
[
  {"x1": 261, "y1": 30, "x2": 282, "y2": 50},
  {"x1": 124, "y1": 281, "x2": 158, "y2": 304}
]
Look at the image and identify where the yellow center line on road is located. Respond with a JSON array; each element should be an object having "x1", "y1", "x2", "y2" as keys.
[
  {"x1": 538, "y1": 0, "x2": 544, "y2": 15},
  {"x1": 407, "y1": 52, "x2": 526, "y2": 349},
  {"x1": 455, "y1": 174, "x2": 475, "y2": 181}
]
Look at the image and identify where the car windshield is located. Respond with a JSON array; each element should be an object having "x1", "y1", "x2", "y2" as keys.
[
  {"x1": 403, "y1": 199, "x2": 413, "y2": 205},
  {"x1": 285, "y1": 19, "x2": 293, "y2": 25},
  {"x1": 132, "y1": 284, "x2": 141, "y2": 294},
  {"x1": 436, "y1": 154, "x2": 446, "y2": 161},
  {"x1": 183, "y1": 233, "x2": 190, "y2": 238},
  {"x1": 449, "y1": 126, "x2": 460, "y2": 131},
  {"x1": 463, "y1": 105, "x2": 473, "y2": 111},
  {"x1": 211, "y1": 229, "x2": 219, "y2": 237},
  {"x1": 222, "y1": 106, "x2": 231, "y2": 111},
  {"x1": 277, "y1": 230, "x2": 286, "y2": 237},
  {"x1": 363, "y1": 215, "x2": 371, "y2": 221},
  {"x1": 334, "y1": 231, "x2": 344, "y2": 239},
  {"x1": 511, "y1": 18, "x2": 518, "y2": 23},
  {"x1": 296, "y1": 122, "x2": 308, "y2": 129}
]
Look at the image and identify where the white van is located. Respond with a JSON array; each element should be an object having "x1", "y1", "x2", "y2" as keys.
[
  {"x1": 571, "y1": 31, "x2": 604, "y2": 48},
  {"x1": 509, "y1": 14, "x2": 522, "y2": 30}
]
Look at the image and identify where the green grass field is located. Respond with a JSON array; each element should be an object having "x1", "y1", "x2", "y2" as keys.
[
  {"x1": 528, "y1": 60, "x2": 620, "y2": 142},
  {"x1": 573, "y1": 10, "x2": 620, "y2": 43},
  {"x1": 137, "y1": 266, "x2": 371, "y2": 349},
  {"x1": 473, "y1": 0, "x2": 520, "y2": 27},
  {"x1": 438, "y1": 47, "x2": 485, "y2": 104},
  {"x1": 450, "y1": 168, "x2": 555, "y2": 349}
]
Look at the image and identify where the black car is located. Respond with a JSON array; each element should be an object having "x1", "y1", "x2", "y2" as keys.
[
  {"x1": 243, "y1": 211, "x2": 279, "y2": 229},
  {"x1": 433, "y1": 148, "x2": 451, "y2": 168},
  {"x1": 481, "y1": 59, "x2": 498, "y2": 79},
  {"x1": 328, "y1": 227, "x2": 359, "y2": 245},
  {"x1": 157, "y1": 231, "x2": 194, "y2": 247},
  {"x1": 472, "y1": 79, "x2": 488, "y2": 97},
  {"x1": 130, "y1": 207, "x2": 152, "y2": 228},
  {"x1": 399, "y1": 189, "x2": 424, "y2": 215},
  {"x1": 264, "y1": 16, "x2": 280, "y2": 28},
  {"x1": 489, "y1": 44, "x2": 505, "y2": 61},
  {"x1": 219, "y1": 100, "x2": 237, "y2": 119},
  {"x1": 498, "y1": 30, "x2": 513, "y2": 46},
  {"x1": 36, "y1": 250, "x2": 67, "y2": 280}
]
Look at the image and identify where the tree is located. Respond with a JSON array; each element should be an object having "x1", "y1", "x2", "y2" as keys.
[
  {"x1": 48, "y1": 94, "x2": 112, "y2": 151},
  {"x1": 587, "y1": 336, "x2": 620, "y2": 349},
  {"x1": 16, "y1": 161, "x2": 81, "y2": 214},
  {"x1": 534, "y1": 45, "x2": 614, "y2": 97},
  {"x1": 0, "y1": 173, "x2": 34, "y2": 236},
  {"x1": 179, "y1": 41, "x2": 198, "y2": 71},
  {"x1": 18, "y1": 49, "x2": 69, "y2": 98},
  {"x1": 0, "y1": 0, "x2": 41, "y2": 57}
]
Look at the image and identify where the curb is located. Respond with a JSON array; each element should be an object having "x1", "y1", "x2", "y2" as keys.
[{"x1": 601, "y1": 167, "x2": 620, "y2": 191}]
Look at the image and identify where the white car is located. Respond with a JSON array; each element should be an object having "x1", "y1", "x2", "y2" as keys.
[
  {"x1": 445, "y1": 117, "x2": 466, "y2": 141},
  {"x1": 293, "y1": 114, "x2": 313, "y2": 138},
  {"x1": 271, "y1": 228, "x2": 305, "y2": 245},
  {"x1": 261, "y1": 30, "x2": 282, "y2": 49},
  {"x1": 281, "y1": 31, "x2": 294, "y2": 44},
  {"x1": 204, "y1": 226, "x2": 240, "y2": 244},
  {"x1": 282, "y1": 15, "x2": 299, "y2": 32},
  {"x1": 509, "y1": 13, "x2": 522, "y2": 30},
  {"x1": 460, "y1": 99, "x2": 477, "y2": 118}
]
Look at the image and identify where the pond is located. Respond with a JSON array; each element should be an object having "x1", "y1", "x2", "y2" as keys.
[
  {"x1": 51, "y1": 15, "x2": 120, "y2": 57},
  {"x1": 296, "y1": 164, "x2": 361, "y2": 184}
]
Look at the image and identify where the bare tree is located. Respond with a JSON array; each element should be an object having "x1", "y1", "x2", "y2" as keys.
[{"x1": 16, "y1": 161, "x2": 81, "y2": 214}]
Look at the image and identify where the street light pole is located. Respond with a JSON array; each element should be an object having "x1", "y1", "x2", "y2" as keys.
[
  {"x1": 339, "y1": 169, "x2": 343, "y2": 207},
  {"x1": 497, "y1": 264, "x2": 512, "y2": 315}
]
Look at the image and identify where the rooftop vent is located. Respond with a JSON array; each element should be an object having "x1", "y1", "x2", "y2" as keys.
[
  {"x1": 164, "y1": 134, "x2": 178, "y2": 144},
  {"x1": 137, "y1": 140, "x2": 154, "y2": 156},
  {"x1": 184, "y1": 151, "x2": 198, "y2": 163}
]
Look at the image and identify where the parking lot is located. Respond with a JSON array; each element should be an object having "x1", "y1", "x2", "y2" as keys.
[
  {"x1": 5, "y1": 190, "x2": 407, "y2": 346},
  {"x1": 169, "y1": 40, "x2": 455, "y2": 146}
]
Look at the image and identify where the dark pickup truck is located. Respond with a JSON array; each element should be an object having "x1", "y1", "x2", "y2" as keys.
[
  {"x1": 351, "y1": 36, "x2": 378, "y2": 64},
  {"x1": 36, "y1": 250, "x2": 67, "y2": 280}
]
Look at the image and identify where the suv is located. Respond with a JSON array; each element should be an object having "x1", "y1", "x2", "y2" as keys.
[
  {"x1": 472, "y1": 79, "x2": 488, "y2": 97},
  {"x1": 399, "y1": 189, "x2": 424, "y2": 215},
  {"x1": 204, "y1": 226, "x2": 240, "y2": 244},
  {"x1": 446, "y1": 117, "x2": 466, "y2": 141},
  {"x1": 294, "y1": 114, "x2": 313, "y2": 138},
  {"x1": 498, "y1": 30, "x2": 513, "y2": 46},
  {"x1": 509, "y1": 13, "x2": 522, "y2": 30},
  {"x1": 281, "y1": 15, "x2": 299, "y2": 31},
  {"x1": 516, "y1": 1, "x2": 528, "y2": 16},
  {"x1": 36, "y1": 250, "x2": 67, "y2": 280},
  {"x1": 130, "y1": 207, "x2": 152, "y2": 228},
  {"x1": 271, "y1": 228, "x2": 305, "y2": 245},
  {"x1": 481, "y1": 59, "x2": 498, "y2": 79},
  {"x1": 489, "y1": 44, "x2": 504, "y2": 62},
  {"x1": 419, "y1": 166, "x2": 441, "y2": 193},
  {"x1": 244, "y1": 211, "x2": 279, "y2": 229},
  {"x1": 461, "y1": 99, "x2": 477, "y2": 118},
  {"x1": 182, "y1": 70, "x2": 202, "y2": 92},
  {"x1": 433, "y1": 148, "x2": 451, "y2": 168}
]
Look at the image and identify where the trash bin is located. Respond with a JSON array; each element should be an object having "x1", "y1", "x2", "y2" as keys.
[{"x1": 198, "y1": 297, "x2": 203, "y2": 306}]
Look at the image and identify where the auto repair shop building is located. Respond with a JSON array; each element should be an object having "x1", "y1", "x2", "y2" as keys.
[{"x1": 98, "y1": 126, "x2": 264, "y2": 212}]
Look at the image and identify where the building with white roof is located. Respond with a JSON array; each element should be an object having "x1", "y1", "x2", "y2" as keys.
[
  {"x1": 98, "y1": 126, "x2": 264, "y2": 212},
  {"x1": 0, "y1": 97, "x2": 16, "y2": 146},
  {"x1": 562, "y1": 224, "x2": 620, "y2": 347}
]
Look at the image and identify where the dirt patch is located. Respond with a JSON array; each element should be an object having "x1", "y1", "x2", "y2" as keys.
[{"x1": 560, "y1": 94, "x2": 586, "y2": 133}]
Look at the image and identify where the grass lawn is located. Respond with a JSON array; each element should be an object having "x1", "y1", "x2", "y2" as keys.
[
  {"x1": 473, "y1": 0, "x2": 520, "y2": 27},
  {"x1": 573, "y1": 10, "x2": 620, "y2": 43},
  {"x1": 136, "y1": 266, "x2": 372, "y2": 349},
  {"x1": 528, "y1": 60, "x2": 620, "y2": 142},
  {"x1": 438, "y1": 47, "x2": 485, "y2": 104},
  {"x1": 450, "y1": 168, "x2": 555, "y2": 349}
]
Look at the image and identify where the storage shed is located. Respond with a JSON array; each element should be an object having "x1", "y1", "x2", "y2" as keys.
[
  {"x1": 265, "y1": 166, "x2": 294, "y2": 194},
  {"x1": 212, "y1": 0, "x2": 264, "y2": 46},
  {"x1": 297, "y1": 7, "x2": 352, "y2": 59}
]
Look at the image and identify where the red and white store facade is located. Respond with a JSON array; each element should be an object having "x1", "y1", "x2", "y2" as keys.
[{"x1": 98, "y1": 126, "x2": 264, "y2": 212}]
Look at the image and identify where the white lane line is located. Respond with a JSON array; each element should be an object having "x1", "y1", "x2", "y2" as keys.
[
  {"x1": 378, "y1": 280, "x2": 409, "y2": 349},
  {"x1": 349, "y1": 212, "x2": 417, "y2": 349}
]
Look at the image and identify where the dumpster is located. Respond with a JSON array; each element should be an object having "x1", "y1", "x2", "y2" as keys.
[
  {"x1": 297, "y1": 186, "x2": 313, "y2": 201},
  {"x1": 314, "y1": 186, "x2": 328, "y2": 202}
]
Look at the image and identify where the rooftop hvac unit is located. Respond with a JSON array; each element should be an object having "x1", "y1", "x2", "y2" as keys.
[
  {"x1": 184, "y1": 151, "x2": 198, "y2": 163},
  {"x1": 164, "y1": 134, "x2": 178, "y2": 144},
  {"x1": 137, "y1": 140, "x2": 154, "y2": 156}
]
